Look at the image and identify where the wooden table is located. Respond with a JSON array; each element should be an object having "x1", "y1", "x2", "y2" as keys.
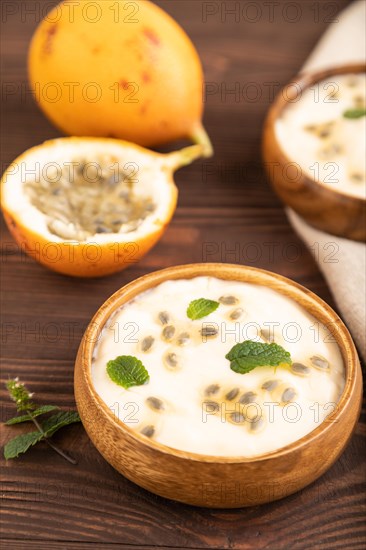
[{"x1": 1, "y1": 1, "x2": 365, "y2": 548}]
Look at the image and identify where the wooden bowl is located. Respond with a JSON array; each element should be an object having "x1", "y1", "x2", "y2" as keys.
[
  {"x1": 263, "y1": 64, "x2": 366, "y2": 242},
  {"x1": 74, "y1": 263, "x2": 362, "y2": 508}
]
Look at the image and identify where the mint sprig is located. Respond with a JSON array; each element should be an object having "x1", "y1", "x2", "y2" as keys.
[
  {"x1": 187, "y1": 298, "x2": 220, "y2": 320},
  {"x1": 4, "y1": 412, "x2": 80, "y2": 460},
  {"x1": 5, "y1": 404, "x2": 58, "y2": 425},
  {"x1": 226, "y1": 341, "x2": 292, "y2": 375},
  {"x1": 107, "y1": 355, "x2": 150, "y2": 388},
  {"x1": 343, "y1": 108, "x2": 366, "y2": 119},
  {"x1": 4, "y1": 378, "x2": 80, "y2": 463},
  {"x1": 42, "y1": 411, "x2": 81, "y2": 437},
  {"x1": 4, "y1": 431, "x2": 44, "y2": 459}
]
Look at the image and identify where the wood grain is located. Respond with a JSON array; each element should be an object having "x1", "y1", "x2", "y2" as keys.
[{"x1": 1, "y1": 0, "x2": 365, "y2": 547}]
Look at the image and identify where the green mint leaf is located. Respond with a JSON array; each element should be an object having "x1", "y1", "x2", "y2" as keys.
[
  {"x1": 226, "y1": 340, "x2": 292, "y2": 375},
  {"x1": 5, "y1": 415, "x2": 31, "y2": 425},
  {"x1": 5, "y1": 405, "x2": 59, "y2": 425},
  {"x1": 4, "y1": 431, "x2": 44, "y2": 459},
  {"x1": 41, "y1": 411, "x2": 81, "y2": 437},
  {"x1": 343, "y1": 108, "x2": 366, "y2": 119},
  {"x1": 4, "y1": 411, "x2": 80, "y2": 461},
  {"x1": 187, "y1": 298, "x2": 220, "y2": 320},
  {"x1": 107, "y1": 356, "x2": 149, "y2": 389}
]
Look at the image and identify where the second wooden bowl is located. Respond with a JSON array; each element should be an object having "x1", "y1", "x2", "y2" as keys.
[
  {"x1": 263, "y1": 64, "x2": 366, "y2": 241},
  {"x1": 74, "y1": 263, "x2": 362, "y2": 507}
]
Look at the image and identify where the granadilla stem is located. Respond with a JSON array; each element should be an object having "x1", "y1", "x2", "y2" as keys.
[
  {"x1": 163, "y1": 144, "x2": 206, "y2": 171},
  {"x1": 190, "y1": 122, "x2": 213, "y2": 158}
]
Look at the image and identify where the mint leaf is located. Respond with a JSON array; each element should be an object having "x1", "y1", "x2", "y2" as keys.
[
  {"x1": 42, "y1": 411, "x2": 81, "y2": 437},
  {"x1": 4, "y1": 431, "x2": 44, "y2": 459},
  {"x1": 343, "y1": 108, "x2": 366, "y2": 119},
  {"x1": 6, "y1": 405, "x2": 59, "y2": 425},
  {"x1": 107, "y1": 356, "x2": 149, "y2": 389},
  {"x1": 226, "y1": 340, "x2": 292, "y2": 374},
  {"x1": 187, "y1": 298, "x2": 220, "y2": 320},
  {"x1": 3, "y1": 412, "x2": 80, "y2": 460}
]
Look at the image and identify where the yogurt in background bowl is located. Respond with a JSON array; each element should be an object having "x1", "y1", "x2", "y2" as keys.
[
  {"x1": 275, "y1": 72, "x2": 366, "y2": 200},
  {"x1": 262, "y1": 64, "x2": 366, "y2": 241}
]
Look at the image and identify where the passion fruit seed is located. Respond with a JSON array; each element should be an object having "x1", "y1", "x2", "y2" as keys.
[
  {"x1": 304, "y1": 124, "x2": 316, "y2": 132},
  {"x1": 291, "y1": 362, "x2": 311, "y2": 376},
  {"x1": 219, "y1": 295, "x2": 239, "y2": 305},
  {"x1": 140, "y1": 425, "x2": 155, "y2": 438},
  {"x1": 249, "y1": 417, "x2": 266, "y2": 433},
  {"x1": 163, "y1": 352, "x2": 179, "y2": 369},
  {"x1": 239, "y1": 391, "x2": 257, "y2": 405},
  {"x1": 347, "y1": 76, "x2": 359, "y2": 87},
  {"x1": 25, "y1": 155, "x2": 156, "y2": 241},
  {"x1": 203, "y1": 401, "x2": 220, "y2": 413},
  {"x1": 141, "y1": 336, "x2": 154, "y2": 352},
  {"x1": 281, "y1": 387, "x2": 297, "y2": 403},
  {"x1": 230, "y1": 412, "x2": 246, "y2": 424},
  {"x1": 304, "y1": 121, "x2": 335, "y2": 138},
  {"x1": 261, "y1": 379, "x2": 279, "y2": 391},
  {"x1": 246, "y1": 406, "x2": 260, "y2": 423},
  {"x1": 158, "y1": 311, "x2": 170, "y2": 325},
  {"x1": 260, "y1": 328, "x2": 276, "y2": 343},
  {"x1": 177, "y1": 332, "x2": 190, "y2": 346},
  {"x1": 354, "y1": 95, "x2": 365, "y2": 108},
  {"x1": 162, "y1": 325, "x2": 176, "y2": 341},
  {"x1": 204, "y1": 384, "x2": 220, "y2": 396},
  {"x1": 350, "y1": 173, "x2": 364, "y2": 182},
  {"x1": 310, "y1": 355, "x2": 330, "y2": 371},
  {"x1": 225, "y1": 387, "x2": 240, "y2": 401},
  {"x1": 319, "y1": 143, "x2": 343, "y2": 159},
  {"x1": 319, "y1": 129, "x2": 331, "y2": 138},
  {"x1": 229, "y1": 308, "x2": 243, "y2": 320},
  {"x1": 200, "y1": 326, "x2": 218, "y2": 338},
  {"x1": 146, "y1": 397, "x2": 164, "y2": 411}
]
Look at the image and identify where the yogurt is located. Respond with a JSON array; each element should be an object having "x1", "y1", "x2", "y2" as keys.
[
  {"x1": 92, "y1": 276, "x2": 345, "y2": 457},
  {"x1": 275, "y1": 73, "x2": 366, "y2": 200}
]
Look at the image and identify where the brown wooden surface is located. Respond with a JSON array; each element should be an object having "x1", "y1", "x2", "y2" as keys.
[{"x1": 1, "y1": 0, "x2": 365, "y2": 548}]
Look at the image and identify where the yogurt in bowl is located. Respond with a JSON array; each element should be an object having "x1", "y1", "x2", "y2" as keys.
[
  {"x1": 75, "y1": 264, "x2": 362, "y2": 507},
  {"x1": 92, "y1": 276, "x2": 345, "y2": 457},
  {"x1": 263, "y1": 64, "x2": 366, "y2": 241},
  {"x1": 275, "y1": 72, "x2": 366, "y2": 200}
]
